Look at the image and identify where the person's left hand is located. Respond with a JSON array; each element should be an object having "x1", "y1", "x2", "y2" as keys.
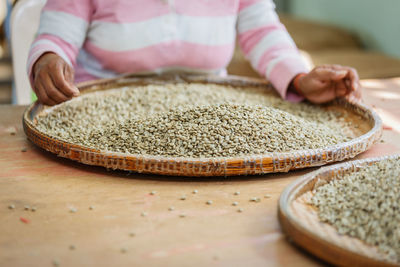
[{"x1": 293, "y1": 65, "x2": 360, "y2": 104}]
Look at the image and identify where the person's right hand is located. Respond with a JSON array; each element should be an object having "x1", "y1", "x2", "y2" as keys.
[{"x1": 32, "y1": 52, "x2": 80, "y2": 106}]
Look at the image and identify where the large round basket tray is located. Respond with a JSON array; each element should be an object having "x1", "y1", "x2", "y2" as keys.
[
  {"x1": 278, "y1": 154, "x2": 400, "y2": 267},
  {"x1": 23, "y1": 74, "x2": 383, "y2": 177}
]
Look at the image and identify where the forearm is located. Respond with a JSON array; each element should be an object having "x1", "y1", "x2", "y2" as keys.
[
  {"x1": 237, "y1": 0, "x2": 310, "y2": 100},
  {"x1": 27, "y1": 0, "x2": 91, "y2": 88}
]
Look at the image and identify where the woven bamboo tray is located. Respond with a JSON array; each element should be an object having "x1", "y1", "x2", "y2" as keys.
[
  {"x1": 23, "y1": 74, "x2": 382, "y2": 176},
  {"x1": 278, "y1": 154, "x2": 400, "y2": 267}
]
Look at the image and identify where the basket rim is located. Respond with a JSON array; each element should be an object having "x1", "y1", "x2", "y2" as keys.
[
  {"x1": 278, "y1": 154, "x2": 400, "y2": 266},
  {"x1": 22, "y1": 74, "x2": 383, "y2": 176}
]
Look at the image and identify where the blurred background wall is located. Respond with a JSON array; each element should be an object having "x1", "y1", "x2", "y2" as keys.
[
  {"x1": 228, "y1": 0, "x2": 400, "y2": 79},
  {"x1": 284, "y1": 0, "x2": 400, "y2": 59}
]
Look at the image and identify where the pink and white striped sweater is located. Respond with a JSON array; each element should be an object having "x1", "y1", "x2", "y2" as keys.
[{"x1": 28, "y1": 0, "x2": 309, "y2": 100}]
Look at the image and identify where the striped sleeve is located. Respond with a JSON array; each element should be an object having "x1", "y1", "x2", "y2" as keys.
[
  {"x1": 27, "y1": 0, "x2": 92, "y2": 86},
  {"x1": 237, "y1": 0, "x2": 310, "y2": 101}
]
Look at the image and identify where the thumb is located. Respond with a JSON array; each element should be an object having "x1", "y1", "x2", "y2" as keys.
[
  {"x1": 330, "y1": 70, "x2": 348, "y2": 80},
  {"x1": 314, "y1": 67, "x2": 347, "y2": 81}
]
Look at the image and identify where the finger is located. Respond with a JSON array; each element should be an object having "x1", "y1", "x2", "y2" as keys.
[
  {"x1": 307, "y1": 86, "x2": 337, "y2": 104},
  {"x1": 41, "y1": 73, "x2": 70, "y2": 104},
  {"x1": 51, "y1": 63, "x2": 79, "y2": 97},
  {"x1": 334, "y1": 80, "x2": 348, "y2": 97},
  {"x1": 329, "y1": 65, "x2": 357, "y2": 93},
  {"x1": 344, "y1": 78, "x2": 352, "y2": 93},
  {"x1": 347, "y1": 67, "x2": 359, "y2": 91},
  {"x1": 64, "y1": 64, "x2": 74, "y2": 85},
  {"x1": 331, "y1": 65, "x2": 359, "y2": 92},
  {"x1": 63, "y1": 64, "x2": 80, "y2": 96},
  {"x1": 352, "y1": 87, "x2": 362, "y2": 100},
  {"x1": 328, "y1": 64, "x2": 346, "y2": 71},
  {"x1": 302, "y1": 77, "x2": 330, "y2": 95},
  {"x1": 35, "y1": 81, "x2": 57, "y2": 106},
  {"x1": 314, "y1": 67, "x2": 348, "y2": 81},
  {"x1": 316, "y1": 88, "x2": 337, "y2": 103}
]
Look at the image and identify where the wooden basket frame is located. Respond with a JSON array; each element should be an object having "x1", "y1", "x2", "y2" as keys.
[
  {"x1": 278, "y1": 154, "x2": 400, "y2": 267},
  {"x1": 23, "y1": 74, "x2": 383, "y2": 176}
]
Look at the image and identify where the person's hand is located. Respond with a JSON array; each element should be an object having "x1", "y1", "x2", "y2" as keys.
[
  {"x1": 293, "y1": 65, "x2": 360, "y2": 104},
  {"x1": 32, "y1": 52, "x2": 80, "y2": 106}
]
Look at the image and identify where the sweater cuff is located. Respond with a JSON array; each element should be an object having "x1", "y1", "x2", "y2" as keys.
[
  {"x1": 267, "y1": 56, "x2": 310, "y2": 103},
  {"x1": 27, "y1": 42, "x2": 72, "y2": 89}
]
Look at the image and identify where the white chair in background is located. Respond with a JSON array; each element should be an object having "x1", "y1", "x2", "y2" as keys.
[{"x1": 11, "y1": 0, "x2": 46, "y2": 105}]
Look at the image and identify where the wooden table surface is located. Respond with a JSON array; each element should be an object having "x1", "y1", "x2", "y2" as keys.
[{"x1": 1, "y1": 79, "x2": 400, "y2": 267}]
